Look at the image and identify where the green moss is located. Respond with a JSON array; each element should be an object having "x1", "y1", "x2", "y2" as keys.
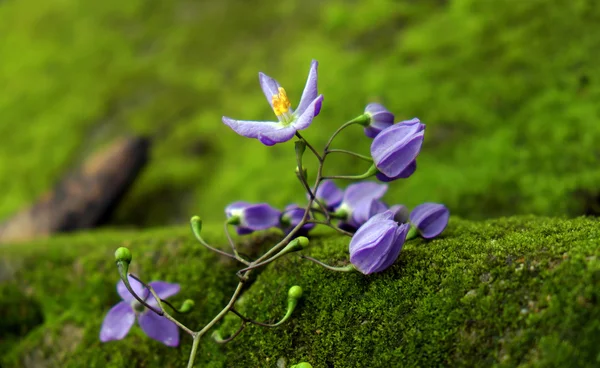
[
  {"x1": 0, "y1": 0, "x2": 599, "y2": 226},
  {"x1": 1, "y1": 216, "x2": 599, "y2": 367}
]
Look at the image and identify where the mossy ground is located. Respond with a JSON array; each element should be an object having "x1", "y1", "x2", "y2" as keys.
[
  {"x1": 1, "y1": 216, "x2": 599, "y2": 367},
  {"x1": 1, "y1": 0, "x2": 600, "y2": 227}
]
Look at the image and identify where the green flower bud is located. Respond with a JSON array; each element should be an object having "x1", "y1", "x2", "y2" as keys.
[
  {"x1": 295, "y1": 166, "x2": 309, "y2": 181},
  {"x1": 179, "y1": 299, "x2": 195, "y2": 313},
  {"x1": 290, "y1": 363, "x2": 313, "y2": 368},
  {"x1": 296, "y1": 236, "x2": 309, "y2": 248},
  {"x1": 288, "y1": 285, "x2": 303, "y2": 300},
  {"x1": 190, "y1": 216, "x2": 203, "y2": 236},
  {"x1": 114, "y1": 247, "x2": 132, "y2": 264}
]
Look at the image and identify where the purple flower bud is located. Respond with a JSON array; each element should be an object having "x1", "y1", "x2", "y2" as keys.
[
  {"x1": 376, "y1": 160, "x2": 417, "y2": 182},
  {"x1": 409, "y1": 203, "x2": 449, "y2": 239},
  {"x1": 389, "y1": 204, "x2": 409, "y2": 223},
  {"x1": 225, "y1": 201, "x2": 281, "y2": 235},
  {"x1": 337, "y1": 181, "x2": 388, "y2": 231},
  {"x1": 280, "y1": 204, "x2": 315, "y2": 236},
  {"x1": 312, "y1": 180, "x2": 343, "y2": 211},
  {"x1": 363, "y1": 103, "x2": 394, "y2": 138},
  {"x1": 370, "y1": 118, "x2": 425, "y2": 179},
  {"x1": 349, "y1": 211, "x2": 410, "y2": 274}
]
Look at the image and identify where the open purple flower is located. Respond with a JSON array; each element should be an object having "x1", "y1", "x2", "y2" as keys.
[
  {"x1": 100, "y1": 277, "x2": 180, "y2": 347},
  {"x1": 363, "y1": 103, "x2": 394, "y2": 138},
  {"x1": 280, "y1": 204, "x2": 315, "y2": 236},
  {"x1": 410, "y1": 203, "x2": 449, "y2": 239},
  {"x1": 336, "y1": 181, "x2": 388, "y2": 231},
  {"x1": 311, "y1": 180, "x2": 343, "y2": 211},
  {"x1": 222, "y1": 60, "x2": 324, "y2": 146},
  {"x1": 349, "y1": 210, "x2": 410, "y2": 274},
  {"x1": 371, "y1": 118, "x2": 425, "y2": 179},
  {"x1": 226, "y1": 201, "x2": 281, "y2": 235}
]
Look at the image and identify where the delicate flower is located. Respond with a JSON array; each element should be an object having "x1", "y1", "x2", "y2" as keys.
[
  {"x1": 376, "y1": 160, "x2": 416, "y2": 182},
  {"x1": 336, "y1": 181, "x2": 388, "y2": 231},
  {"x1": 100, "y1": 277, "x2": 180, "y2": 347},
  {"x1": 409, "y1": 203, "x2": 449, "y2": 239},
  {"x1": 363, "y1": 103, "x2": 394, "y2": 138},
  {"x1": 280, "y1": 204, "x2": 315, "y2": 236},
  {"x1": 311, "y1": 180, "x2": 343, "y2": 211},
  {"x1": 226, "y1": 201, "x2": 281, "y2": 235},
  {"x1": 222, "y1": 60, "x2": 324, "y2": 146},
  {"x1": 349, "y1": 210, "x2": 410, "y2": 274},
  {"x1": 370, "y1": 118, "x2": 425, "y2": 179}
]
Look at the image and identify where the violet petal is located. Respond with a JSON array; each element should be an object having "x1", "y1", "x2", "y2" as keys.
[
  {"x1": 258, "y1": 72, "x2": 282, "y2": 109},
  {"x1": 117, "y1": 276, "x2": 148, "y2": 303},
  {"x1": 410, "y1": 203, "x2": 450, "y2": 239},
  {"x1": 99, "y1": 301, "x2": 135, "y2": 342},
  {"x1": 295, "y1": 60, "x2": 319, "y2": 116},
  {"x1": 241, "y1": 203, "x2": 281, "y2": 230},
  {"x1": 293, "y1": 95, "x2": 324, "y2": 131},
  {"x1": 138, "y1": 311, "x2": 180, "y2": 347},
  {"x1": 222, "y1": 117, "x2": 283, "y2": 139},
  {"x1": 257, "y1": 125, "x2": 297, "y2": 146}
]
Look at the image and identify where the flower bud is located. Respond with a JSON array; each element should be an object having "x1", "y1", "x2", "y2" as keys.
[
  {"x1": 363, "y1": 103, "x2": 394, "y2": 138},
  {"x1": 349, "y1": 210, "x2": 409, "y2": 274},
  {"x1": 280, "y1": 204, "x2": 315, "y2": 236},
  {"x1": 190, "y1": 216, "x2": 203, "y2": 237},
  {"x1": 179, "y1": 299, "x2": 195, "y2": 313},
  {"x1": 225, "y1": 202, "x2": 281, "y2": 235},
  {"x1": 288, "y1": 285, "x2": 303, "y2": 300},
  {"x1": 409, "y1": 203, "x2": 449, "y2": 239},
  {"x1": 290, "y1": 363, "x2": 313, "y2": 368},
  {"x1": 114, "y1": 247, "x2": 132, "y2": 264},
  {"x1": 370, "y1": 118, "x2": 424, "y2": 180}
]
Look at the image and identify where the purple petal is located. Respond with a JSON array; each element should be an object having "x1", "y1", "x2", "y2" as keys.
[
  {"x1": 225, "y1": 201, "x2": 251, "y2": 217},
  {"x1": 399, "y1": 118, "x2": 425, "y2": 131},
  {"x1": 259, "y1": 72, "x2": 282, "y2": 109},
  {"x1": 370, "y1": 223, "x2": 409, "y2": 273},
  {"x1": 410, "y1": 203, "x2": 450, "y2": 239},
  {"x1": 313, "y1": 180, "x2": 343, "y2": 210},
  {"x1": 342, "y1": 182, "x2": 388, "y2": 208},
  {"x1": 241, "y1": 203, "x2": 281, "y2": 230},
  {"x1": 138, "y1": 311, "x2": 180, "y2": 347},
  {"x1": 222, "y1": 117, "x2": 283, "y2": 139},
  {"x1": 293, "y1": 95, "x2": 324, "y2": 131},
  {"x1": 295, "y1": 60, "x2": 319, "y2": 116},
  {"x1": 257, "y1": 125, "x2": 297, "y2": 146},
  {"x1": 281, "y1": 204, "x2": 315, "y2": 234},
  {"x1": 376, "y1": 160, "x2": 417, "y2": 182},
  {"x1": 364, "y1": 103, "x2": 395, "y2": 138},
  {"x1": 117, "y1": 276, "x2": 148, "y2": 303},
  {"x1": 349, "y1": 215, "x2": 398, "y2": 274},
  {"x1": 371, "y1": 122, "x2": 425, "y2": 177},
  {"x1": 348, "y1": 211, "x2": 395, "y2": 254},
  {"x1": 100, "y1": 301, "x2": 135, "y2": 342},
  {"x1": 352, "y1": 199, "x2": 388, "y2": 227},
  {"x1": 149, "y1": 281, "x2": 180, "y2": 300}
]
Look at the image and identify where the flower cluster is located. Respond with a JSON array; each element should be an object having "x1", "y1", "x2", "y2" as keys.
[{"x1": 100, "y1": 60, "x2": 451, "y2": 366}]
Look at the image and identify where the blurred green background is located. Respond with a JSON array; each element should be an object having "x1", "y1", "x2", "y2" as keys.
[{"x1": 1, "y1": 0, "x2": 599, "y2": 228}]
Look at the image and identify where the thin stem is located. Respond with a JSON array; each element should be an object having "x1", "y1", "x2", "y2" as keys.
[
  {"x1": 323, "y1": 120, "x2": 360, "y2": 152},
  {"x1": 306, "y1": 219, "x2": 354, "y2": 237},
  {"x1": 187, "y1": 334, "x2": 201, "y2": 368},
  {"x1": 136, "y1": 275, "x2": 195, "y2": 337},
  {"x1": 117, "y1": 263, "x2": 162, "y2": 315},
  {"x1": 295, "y1": 132, "x2": 322, "y2": 162},
  {"x1": 325, "y1": 149, "x2": 373, "y2": 162},
  {"x1": 224, "y1": 221, "x2": 250, "y2": 265},
  {"x1": 213, "y1": 322, "x2": 246, "y2": 344},
  {"x1": 191, "y1": 225, "x2": 240, "y2": 262},
  {"x1": 300, "y1": 255, "x2": 356, "y2": 272},
  {"x1": 230, "y1": 308, "x2": 276, "y2": 328}
]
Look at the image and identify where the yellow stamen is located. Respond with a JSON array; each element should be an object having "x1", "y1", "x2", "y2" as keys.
[{"x1": 272, "y1": 87, "x2": 291, "y2": 117}]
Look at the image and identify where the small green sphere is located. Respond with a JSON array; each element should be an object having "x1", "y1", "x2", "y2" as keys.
[
  {"x1": 114, "y1": 247, "x2": 132, "y2": 263},
  {"x1": 288, "y1": 285, "x2": 303, "y2": 299},
  {"x1": 297, "y1": 236, "x2": 309, "y2": 248},
  {"x1": 291, "y1": 363, "x2": 313, "y2": 368},
  {"x1": 180, "y1": 299, "x2": 195, "y2": 313}
]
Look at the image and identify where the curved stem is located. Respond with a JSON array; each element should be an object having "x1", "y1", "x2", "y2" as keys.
[
  {"x1": 224, "y1": 221, "x2": 250, "y2": 265},
  {"x1": 213, "y1": 321, "x2": 246, "y2": 344},
  {"x1": 325, "y1": 149, "x2": 373, "y2": 162},
  {"x1": 191, "y1": 223, "x2": 240, "y2": 262},
  {"x1": 295, "y1": 132, "x2": 322, "y2": 162},
  {"x1": 300, "y1": 255, "x2": 356, "y2": 272},
  {"x1": 116, "y1": 263, "x2": 162, "y2": 315},
  {"x1": 323, "y1": 120, "x2": 360, "y2": 152},
  {"x1": 306, "y1": 219, "x2": 354, "y2": 237}
]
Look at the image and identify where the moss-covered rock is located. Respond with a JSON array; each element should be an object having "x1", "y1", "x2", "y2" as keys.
[
  {"x1": 1, "y1": 216, "x2": 599, "y2": 367},
  {"x1": 1, "y1": 0, "x2": 599, "y2": 226}
]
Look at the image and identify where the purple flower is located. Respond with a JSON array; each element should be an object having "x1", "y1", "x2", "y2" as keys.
[
  {"x1": 349, "y1": 210, "x2": 410, "y2": 274},
  {"x1": 222, "y1": 60, "x2": 324, "y2": 146},
  {"x1": 363, "y1": 103, "x2": 394, "y2": 138},
  {"x1": 389, "y1": 204, "x2": 409, "y2": 223},
  {"x1": 370, "y1": 118, "x2": 425, "y2": 179},
  {"x1": 100, "y1": 277, "x2": 180, "y2": 347},
  {"x1": 376, "y1": 160, "x2": 416, "y2": 182},
  {"x1": 337, "y1": 182, "x2": 388, "y2": 230},
  {"x1": 312, "y1": 180, "x2": 343, "y2": 211},
  {"x1": 410, "y1": 203, "x2": 449, "y2": 239},
  {"x1": 225, "y1": 201, "x2": 281, "y2": 235},
  {"x1": 280, "y1": 204, "x2": 315, "y2": 236}
]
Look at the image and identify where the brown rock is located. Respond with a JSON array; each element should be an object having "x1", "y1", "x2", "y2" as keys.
[{"x1": 0, "y1": 137, "x2": 150, "y2": 243}]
